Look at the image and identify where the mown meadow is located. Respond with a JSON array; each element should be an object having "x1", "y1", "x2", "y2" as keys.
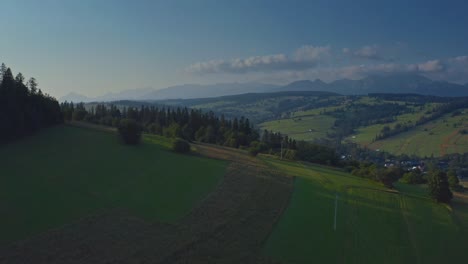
[
  {"x1": 263, "y1": 158, "x2": 468, "y2": 263},
  {"x1": 0, "y1": 125, "x2": 226, "y2": 244}
]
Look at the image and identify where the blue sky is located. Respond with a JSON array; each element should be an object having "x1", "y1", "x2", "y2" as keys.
[{"x1": 1, "y1": 0, "x2": 467, "y2": 97}]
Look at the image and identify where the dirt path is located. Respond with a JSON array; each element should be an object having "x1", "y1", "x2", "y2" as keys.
[{"x1": 0, "y1": 143, "x2": 293, "y2": 264}]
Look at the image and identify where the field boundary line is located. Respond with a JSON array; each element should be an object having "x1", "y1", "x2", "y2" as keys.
[
  {"x1": 399, "y1": 195, "x2": 421, "y2": 264},
  {"x1": 334, "y1": 194, "x2": 338, "y2": 231}
]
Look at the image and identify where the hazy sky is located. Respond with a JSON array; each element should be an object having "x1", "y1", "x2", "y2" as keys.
[{"x1": 1, "y1": 0, "x2": 468, "y2": 98}]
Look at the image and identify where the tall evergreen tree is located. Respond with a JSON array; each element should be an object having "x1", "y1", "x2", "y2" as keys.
[
  {"x1": 0, "y1": 63, "x2": 7, "y2": 81},
  {"x1": 27, "y1": 77, "x2": 38, "y2": 94},
  {"x1": 428, "y1": 170, "x2": 453, "y2": 203}
]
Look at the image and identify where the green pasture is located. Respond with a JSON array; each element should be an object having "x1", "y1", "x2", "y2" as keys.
[
  {"x1": 367, "y1": 110, "x2": 468, "y2": 157},
  {"x1": 291, "y1": 105, "x2": 343, "y2": 118},
  {"x1": 263, "y1": 158, "x2": 468, "y2": 263},
  {"x1": 259, "y1": 115, "x2": 335, "y2": 141},
  {"x1": 349, "y1": 103, "x2": 440, "y2": 145},
  {"x1": 0, "y1": 125, "x2": 226, "y2": 244}
]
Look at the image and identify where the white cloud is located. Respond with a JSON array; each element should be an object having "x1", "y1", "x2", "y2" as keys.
[
  {"x1": 353, "y1": 45, "x2": 383, "y2": 60},
  {"x1": 452, "y1": 56, "x2": 468, "y2": 63},
  {"x1": 329, "y1": 57, "x2": 467, "y2": 83},
  {"x1": 417, "y1": 60, "x2": 445, "y2": 72},
  {"x1": 187, "y1": 45, "x2": 330, "y2": 74},
  {"x1": 293, "y1": 45, "x2": 330, "y2": 61},
  {"x1": 186, "y1": 44, "x2": 468, "y2": 84}
]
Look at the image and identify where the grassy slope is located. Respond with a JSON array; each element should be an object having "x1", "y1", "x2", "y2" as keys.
[
  {"x1": 263, "y1": 158, "x2": 468, "y2": 264},
  {"x1": 259, "y1": 115, "x2": 335, "y2": 141},
  {"x1": 259, "y1": 99, "x2": 428, "y2": 144},
  {"x1": 0, "y1": 125, "x2": 226, "y2": 244},
  {"x1": 366, "y1": 110, "x2": 468, "y2": 157},
  {"x1": 349, "y1": 103, "x2": 441, "y2": 145},
  {"x1": 259, "y1": 98, "x2": 467, "y2": 157}
]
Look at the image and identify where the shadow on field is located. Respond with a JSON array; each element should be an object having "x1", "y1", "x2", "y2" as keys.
[{"x1": 0, "y1": 143, "x2": 293, "y2": 264}]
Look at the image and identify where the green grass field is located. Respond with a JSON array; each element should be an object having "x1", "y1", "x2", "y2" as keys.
[
  {"x1": 365, "y1": 110, "x2": 468, "y2": 157},
  {"x1": 259, "y1": 100, "x2": 445, "y2": 151},
  {"x1": 349, "y1": 103, "x2": 442, "y2": 146},
  {"x1": 0, "y1": 125, "x2": 227, "y2": 244},
  {"x1": 291, "y1": 105, "x2": 344, "y2": 117},
  {"x1": 263, "y1": 158, "x2": 468, "y2": 263},
  {"x1": 259, "y1": 115, "x2": 335, "y2": 141}
]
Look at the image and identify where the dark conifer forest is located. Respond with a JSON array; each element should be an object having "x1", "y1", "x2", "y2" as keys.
[{"x1": 0, "y1": 63, "x2": 62, "y2": 144}]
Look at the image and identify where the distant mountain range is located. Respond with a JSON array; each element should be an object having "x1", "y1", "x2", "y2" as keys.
[
  {"x1": 60, "y1": 83, "x2": 279, "y2": 102},
  {"x1": 60, "y1": 92, "x2": 91, "y2": 103},
  {"x1": 277, "y1": 74, "x2": 468, "y2": 97},
  {"x1": 60, "y1": 74, "x2": 468, "y2": 102},
  {"x1": 142, "y1": 83, "x2": 278, "y2": 100}
]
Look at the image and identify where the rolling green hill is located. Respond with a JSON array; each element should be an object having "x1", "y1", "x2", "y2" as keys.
[
  {"x1": 347, "y1": 103, "x2": 442, "y2": 145},
  {"x1": 262, "y1": 158, "x2": 468, "y2": 263},
  {"x1": 0, "y1": 125, "x2": 226, "y2": 244},
  {"x1": 363, "y1": 110, "x2": 468, "y2": 157},
  {"x1": 258, "y1": 94, "x2": 468, "y2": 157}
]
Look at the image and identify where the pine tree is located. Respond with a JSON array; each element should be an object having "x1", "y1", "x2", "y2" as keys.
[
  {"x1": 27, "y1": 77, "x2": 38, "y2": 94},
  {"x1": 0, "y1": 63, "x2": 7, "y2": 82}
]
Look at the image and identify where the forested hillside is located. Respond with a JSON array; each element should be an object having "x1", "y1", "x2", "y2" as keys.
[{"x1": 0, "y1": 63, "x2": 62, "y2": 144}]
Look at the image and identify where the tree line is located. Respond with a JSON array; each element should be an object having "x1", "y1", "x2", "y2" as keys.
[
  {"x1": 61, "y1": 102, "x2": 339, "y2": 165},
  {"x1": 375, "y1": 122, "x2": 411, "y2": 140},
  {"x1": 0, "y1": 63, "x2": 62, "y2": 144},
  {"x1": 61, "y1": 102, "x2": 258, "y2": 147},
  {"x1": 326, "y1": 102, "x2": 411, "y2": 140},
  {"x1": 415, "y1": 98, "x2": 468, "y2": 126}
]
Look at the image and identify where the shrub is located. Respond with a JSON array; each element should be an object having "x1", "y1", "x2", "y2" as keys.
[
  {"x1": 117, "y1": 118, "x2": 142, "y2": 145},
  {"x1": 377, "y1": 167, "x2": 404, "y2": 188},
  {"x1": 111, "y1": 118, "x2": 120, "y2": 127},
  {"x1": 173, "y1": 138, "x2": 191, "y2": 153},
  {"x1": 448, "y1": 170, "x2": 463, "y2": 191},
  {"x1": 400, "y1": 170, "x2": 425, "y2": 184},
  {"x1": 283, "y1": 149, "x2": 297, "y2": 160},
  {"x1": 249, "y1": 141, "x2": 269, "y2": 152},
  {"x1": 72, "y1": 109, "x2": 87, "y2": 121},
  {"x1": 248, "y1": 147, "x2": 259, "y2": 156}
]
